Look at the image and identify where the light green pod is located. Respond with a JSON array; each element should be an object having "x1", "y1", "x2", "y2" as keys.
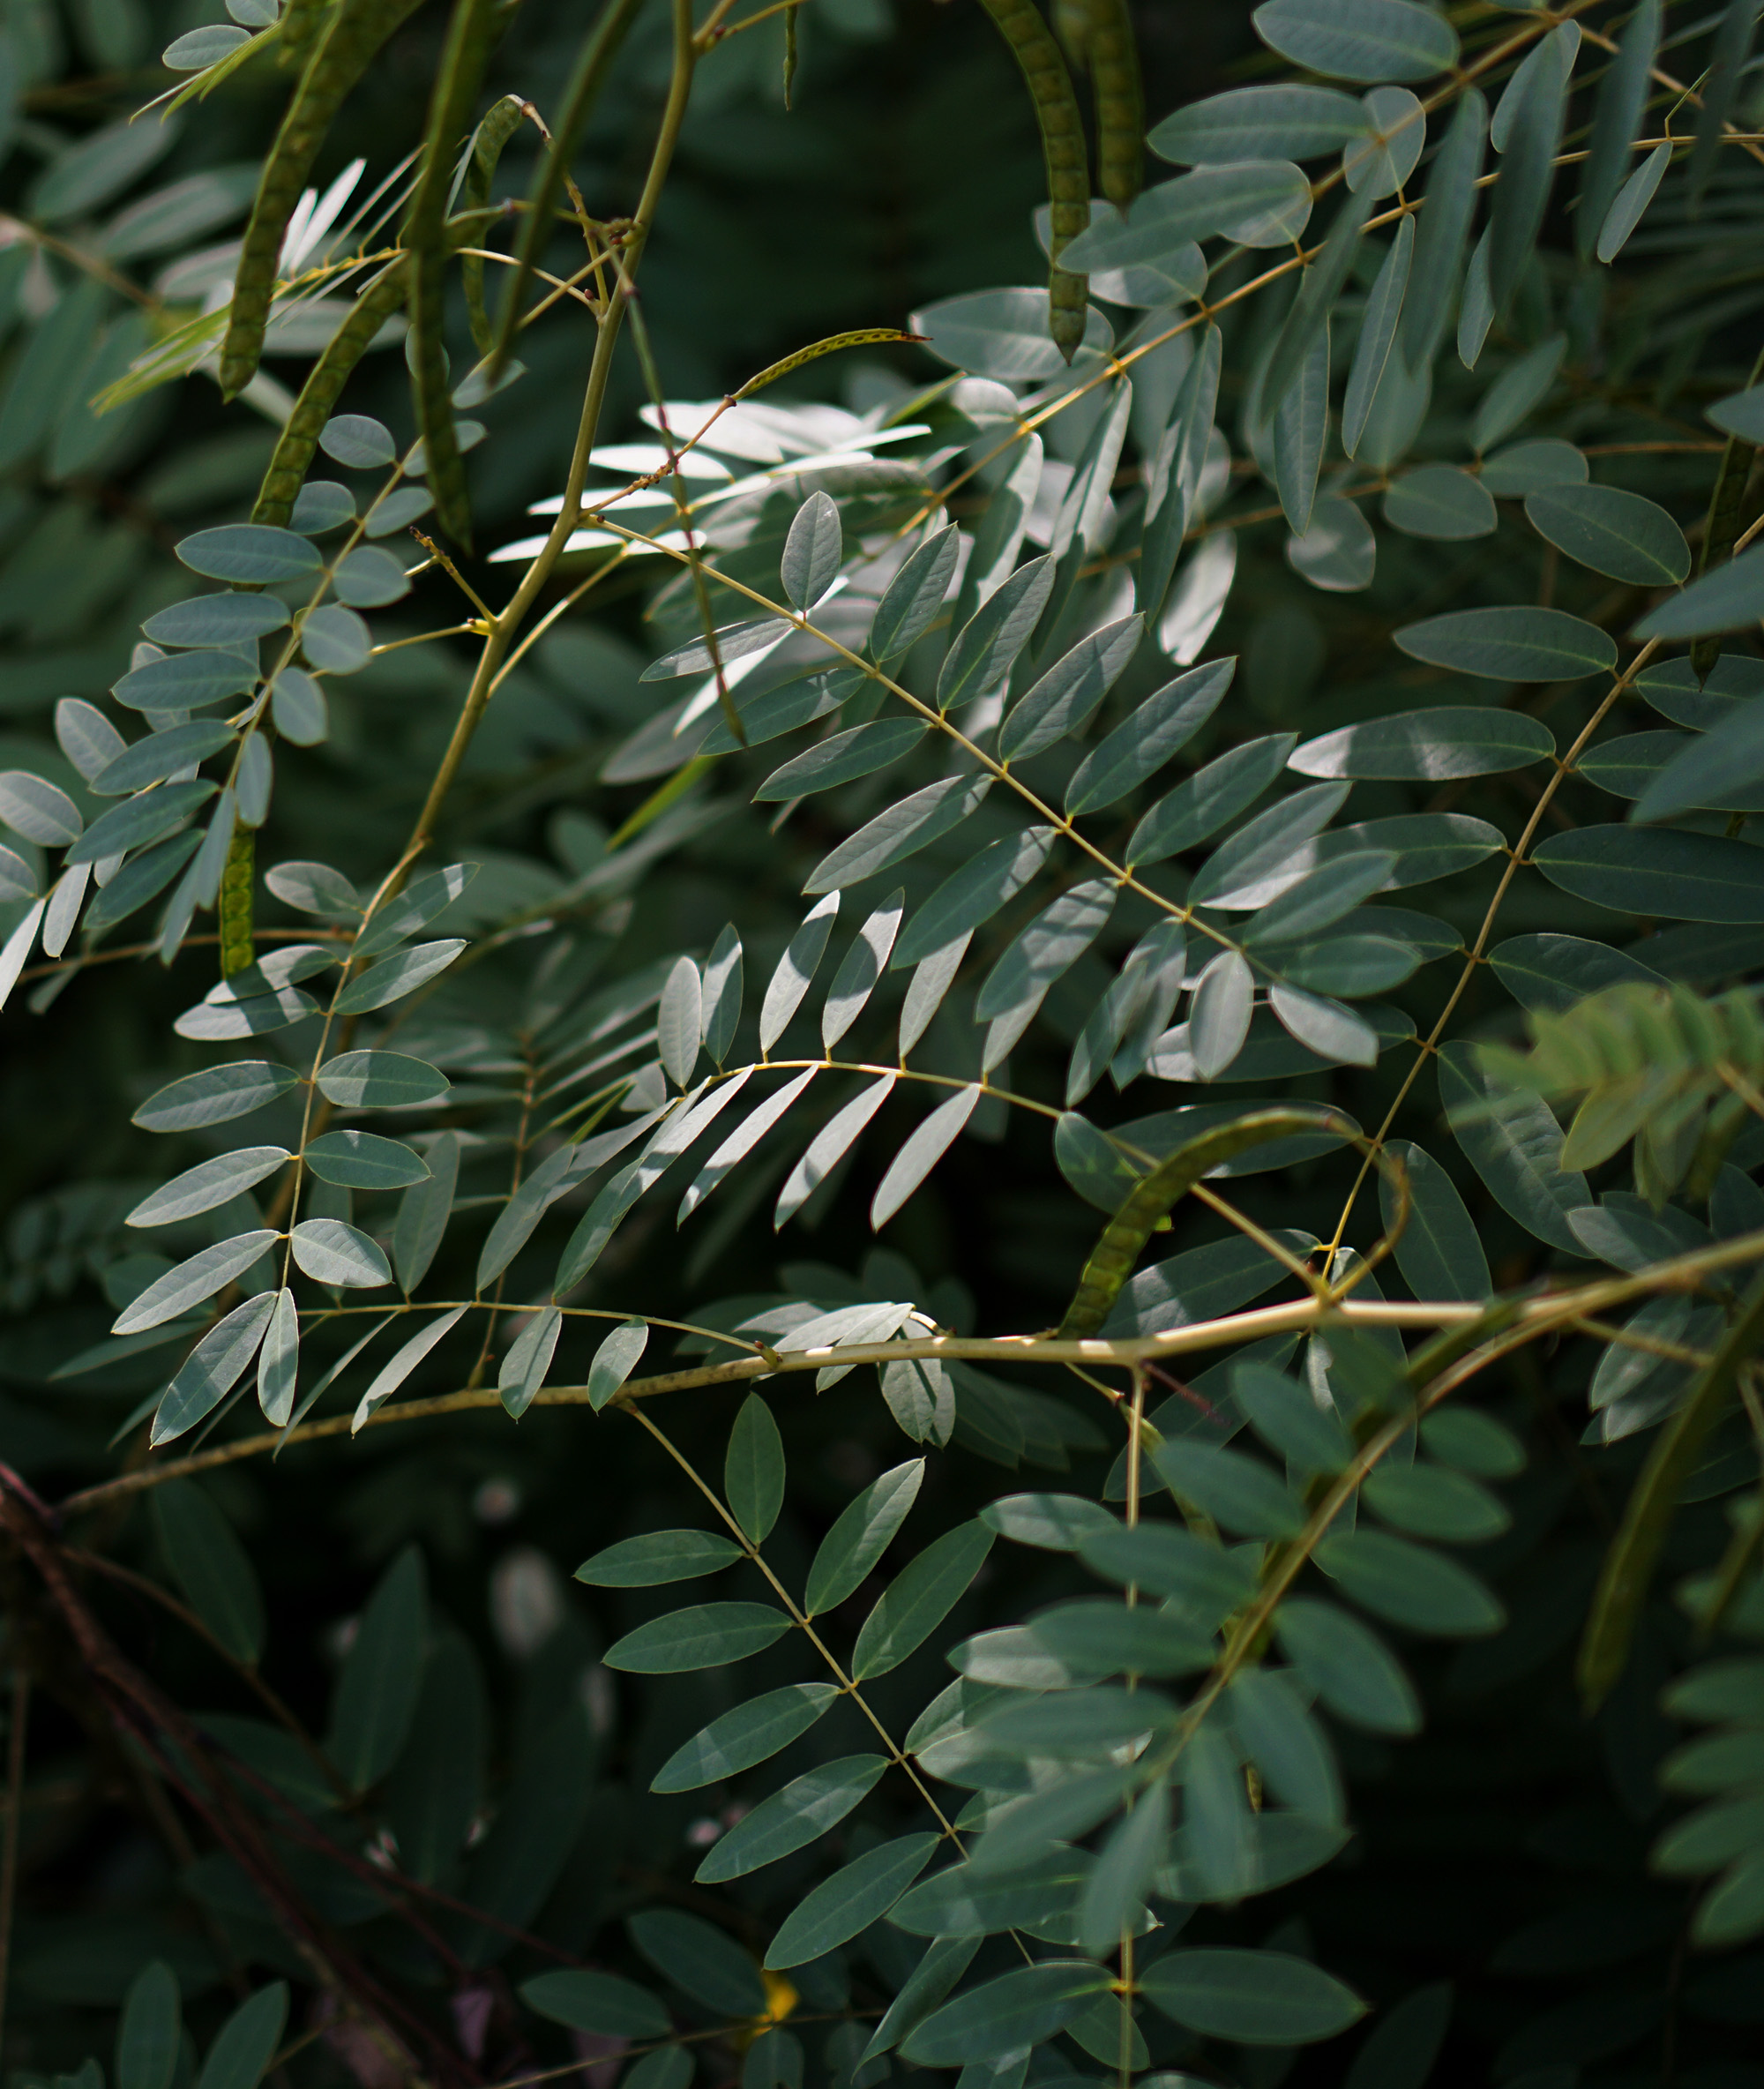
[
  {"x1": 218, "y1": 826, "x2": 255, "y2": 977},
  {"x1": 460, "y1": 94, "x2": 528, "y2": 357}
]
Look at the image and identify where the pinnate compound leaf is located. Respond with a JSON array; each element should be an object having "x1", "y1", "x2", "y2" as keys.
[
  {"x1": 651, "y1": 1681, "x2": 840, "y2": 1793},
  {"x1": 194, "y1": 1984, "x2": 288, "y2": 2089},
  {"x1": 333, "y1": 939, "x2": 467, "y2": 1015},
  {"x1": 588, "y1": 1319, "x2": 649, "y2": 1410},
  {"x1": 1439, "y1": 1042, "x2": 1588, "y2": 1254},
  {"x1": 128, "y1": 1148, "x2": 289, "y2": 1228},
  {"x1": 765, "y1": 1833, "x2": 941, "y2": 1968},
  {"x1": 1394, "y1": 607, "x2": 1615, "y2": 681},
  {"x1": 1379, "y1": 1140, "x2": 1491, "y2": 1300},
  {"x1": 805, "y1": 1457, "x2": 923, "y2": 1615},
  {"x1": 1525, "y1": 484, "x2": 1690, "y2": 586},
  {"x1": 116, "y1": 1963, "x2": 182, "y2": 2089},
  {"x1": 696, "y1": 1754, "x2": 886, "y2": 1882},
  {"x1": 113, "y1": 1232, "x2": 280, "y2": 1336},
  {"x1": 1274, "y1": 1597, "x2": 1421, "y2": 1734},
  {"x1": 328, "y1": 1545, "x2": 426, "y2": 1789},
  {"x1": 290, "y1": 1219, "x2": 392, "y2": 1289},
  {"x1": 152, "y1": 1479, "x2": 266, "y2": 1664},
  {"x1": 1291, "y1": 707, "x2": 1553, "y2": 781},
  {"x1": 519, "y1": 1972, "x2": 668, "y2": 2040},
  {"x1": 1141, "y1": 1948, "x2": 1365, "y2": 2046},
  {"x1": 851, "y1": 1520, "x2": 992, "y2": 1678},
  {"x1": 871, "y1": 1086, "x2": 981, "y2": 1228},
  {"x1": 604, "y1": 1602, "x2": 790, "y2": 1673},
  {"x1": 576, "y1": 1529, "x2": 744, "y2": 1586},
  {"x1": 901, "y1": 1962, "x2": 1114, "y2": 2065}
]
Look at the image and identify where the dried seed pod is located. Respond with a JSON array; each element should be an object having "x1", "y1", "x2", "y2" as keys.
[
  {"x1": 976, "y1": 0, "x2": 1090, "y2": 362},
  {"x1": 219, "y1": 0, "x2": 428, "y2": 402}
]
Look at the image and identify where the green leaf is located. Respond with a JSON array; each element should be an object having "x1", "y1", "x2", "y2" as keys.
[
  {"x1": 805, "y1": 1456, "x2": 923, "y2": 1614},
  {"x1": 651, "y1": 1681, "x2": 840, "y2": 1793},
  {"x1": 1578, "y1": 0, "x2": 1659, "y2": 257},
  {"x1": 0, "y1": 770, "x2": 81, "y2": 848},
  {"x1": 1525, "y1": 484, "x2": 1690, "y2": 586},
  {"x1": 289, "y1": 1218, "x2": 392, "y2": 1289},
  {"x1": 805, "y1": 775, "x2": 993, "y2": 895},
  {"x1": 88, "y1": 721, "x2": 229, "y2": 798},
  {"x1": 1634, "y1": 544, "x2": 1764, "y2": 640},
  {"x1": 1065, "y1": 658, "x2": 1234, "y2": 815},
  {"x1": 900, "y1": 1962, "x2": 1113, "y2": 2065},
  {"x1": 1127, "y1": 733, "x2": 1295, "y2": 866},
  {"x1": 631, "y1": 1908, "x2": 769, "y2": 2016},
  {"x1": 1030, "y1": 1599, "x2": 1215, "y2": 1677},
  {"x1": 303, "y1": 1129, "x2": 429, "y2": 1191},
  {"x1": 696, "y1": 1755, "x2": 886, "y2": 1882},
  {"x1": 1141, "y1": 1948, "x2": 1365, "y2": 2046},
  {"x1": 128, "y1": 1147, "x2": 288, "y2": 1229},
  {"x1": 893, "y1": 826, "x2": 1055, "y2": 970},
  {"x1": 975, "y1": 880, "x2": 1114, "y2": 1064},
  {"x1": 394, "y1": 1129, "x2": 458, "y2": 1293},
  {"x1": 195, "y1": 1984, "x2": 288, "y2": 2089},
  {"x1": 604, "y1": 1601, "x2": 792, "y2": 1673},
  {"x1": 761, "y1": 894, "x2": 841, "y2": 1045},
  {"x1": 1379, "y1": 1139, "x2": 1491, "y2": 1300},
  {"x1": 1152, "y1": 1438, "x2": 1306, "y2": 1537},
  {"x1": 1078, "y1": 1522, "x2": 1259, "y2": 1614},
  {"x1": 766, "y1": 1832, "x2": 940, "y2": 1968},
  {"x1": 862, "y1": 1937, "x2": 981, "y2": 2062},
  {"x1": 1439, "y1": 1041, "x2": 1588, "y2": 1254},
  {"x1": 1384, "y1": 466, "x2": 1496, "y2": 541},
  {"x1": 871, "y1": 524, "x2": 959, "y2": 661},
  {"x1": 1253, "y1": 0, "x2": 1456, "y2": 81},
  {"x1": 1420, "y1": 1409, "x2": 1525, "y2": 1479},
  {"x1": 999, "y1": 615, "x2": 1142, "y2": 763},
  {"x1": 577, "y1": 1528, "x2": 744, "y2": 1586},
  {"x1": 315, "y1": 1051, "x2": 450, "y2": 1110},
  {"x1": 332, "y1": 938, "x2": 467, "y2": 1015},
  {"x1": 851, "y1": 1520, "x2": 992, "y2": 1677},
  {"x1": 1245, "y1": 852, "x2": 1394, "y2": 947},
  {"x1": 1343, "y1": 220, "x2": 1411, "y2": 459},
  {"x1": 822, "y1": 895, "x2": 904, "y2": 1048},
  {"x1": 1471, "y1": 333, "x2": 1566, "y2": 454},
  {"x1": 178, "y1": 524, "x2": 321, "y2": 585},
  {"x1": 113, "y1": 1232, "x2": 280, "y2": 1337},
  {"x1": 116, "y1": 1962, "x2": 182, "y2": 2089},
  {"x1": 916, "y1": 288, "x2": 1112, "y2": 379},
  {"x1": 1152, "y1": 84, "x2": 1369, "y2": 163},
  {"x1": 352, "y1": 1306, "x2": 467, "y2": 1432},
  {"x1": 1264, "y1": 189, "x2": 1371, "y2": 415},
  {"x1": 1363, "y1": 1463, "x2": 1509, "y2": 1543},
  {"x1": 1394, "y1": 606, "x2": 1615, "y2": 682},
  {"x1": 1317, "y1": 1530, "x2": 1505, "y2": 1636},
  {"x1": 353, "y1": 864, "x2": 476, "y2": 959},
  {"x1": 1487, "y1": 931, "x2": 1663, "y2": 1014},
  {"x1": 1481, "y1": 437, "x2": 1587, "y2": 498},
  {"x1": 755, "y1": 718, "x2": 925, "y2": 801},
  {"x1": 782, "y1": 489, "x2": 841, "y2": 610},
  {"x1": 1488, "y1": 25, "x2": 1573, "y2": 313},
  {"x1": 1235, "y1": 1360, "x2": 1355, "y2": 1473},
  {"x1": 871, "y1": 1085, "x2": 981, "y2": 1228},
  {"x1": 383, "y1": 1628, "x2": 485, "y2": 1885},
  {"x1": 982, "y1": 1491, "x2": 1119, "y2": 1550},
  {"x1": 1229, "y1": 1666, "x2": 1344, "y2": 1823},
  {"x1": 1274, "y1": 1596, "x2": 1421, "y2": 1734},
  {"x1": 726, "y1": 1393, "x2": 785, "y2": 1542},
  {"x1": 1274, "y1": 326, "x2": 1329, "y2": 535},
  {"x1": 152, "y1": 1479, "x2": 265, "y2": 1664},
  {"x1": 68, "y1": 779, "x2": 219, "y2": 864},
  {"x1": 937, "y1": 556, "x2": 1055, "y2": 713},
  {"x1": 328, "y1": 1544, "x2": 426, "y2": 1789},
  {"x1": 520, "y1": 1972, "x2": 669, "y2": 2039},
  {"x1": 1531, "y1": 826, "x2": 1764, "y2": 923}
]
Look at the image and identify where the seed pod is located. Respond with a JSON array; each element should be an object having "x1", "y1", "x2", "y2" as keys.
[
  {"x1": 1087, "y1": 0, "x2": 1142, "y2": 209},
  {"x1": 250, "y1": 258, "x2": 409, "y2": 528},
  {"x1": 490, "y1": 0, "x2": 647, "y2": 378},
  {"x1": 1058, "y1": 1108, "x2": 1344, "y2": 1337},
  {"x1": 219, "y1": 825, "x2": 256, "y2": 977},
  {"x1": 403, "y1": 0, "x2": 504, "y2": 548},
  {"x1": 278, "y1": 0, "x2": 329, "y2": 70},
  {"x1": 219, "y1": 0, "x2": 429, "y2": 402},
  {"x1": 1054, "y1": 0, "x2": 1090, "y2": 67},
  {"x1": 460, "y1": 94, "x2": 527, "y2": 356},
  {"x1": 783, "y1": 3, "x2": 799, "y2": 107},
  {"x1": 976, "y1": 0, "x2": 1090, "y2": 363}
]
